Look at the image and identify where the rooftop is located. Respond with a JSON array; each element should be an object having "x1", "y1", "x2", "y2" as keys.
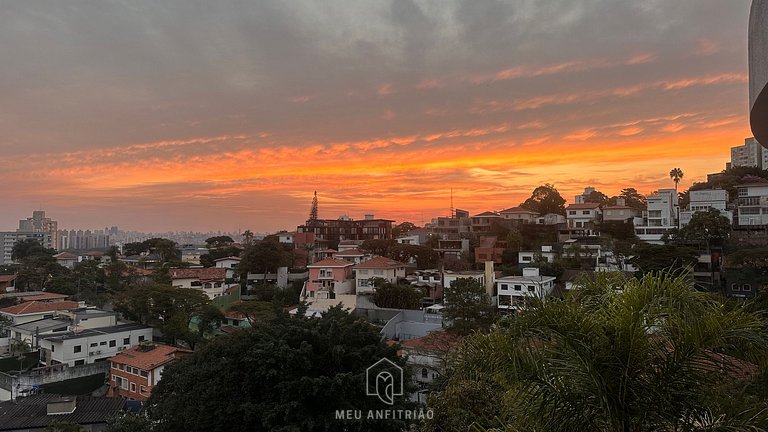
[
  {"x1": 42, "y1": 323, "x2": 151, "y2": 342},
  {"x1": 401, "y1": 331, "x2": 463, "y2": 353},
  {"x1": 496, "y1": 275, "x2": 557, "y2": 283},
  {"x1": 307, "y1": 258, "x2": 354, "y2": 268},
  {"x1": 334, "y1": 248, "x2": 366, "y2": 256},
  {"x1": 473, "y1": 211, "x2": 501, "y2": 217},
  {"x1": 169, "y1": 267, "x2": 227, "y2": 280},
  {"x1": 500, "y1": 206, "x2": 539, "y2": 214},
  {"x1": 566, "y1": 202, "x2": 601, "y2": 210},
  {"x1": 214, "y1": 256, "x2": 241, "y2": 262},
  {"x1": 0, "y1": 394, "x2": 125, "y2": 431},
  {"x1": 353, "y1": 256, "x2": 407, "y2": 269},
  {"x1": 0, "y1": 301, "x2": 82, "y2": 316},
  {"x1": 110, "y1": 344, "x2": 191, "y2": 371}
]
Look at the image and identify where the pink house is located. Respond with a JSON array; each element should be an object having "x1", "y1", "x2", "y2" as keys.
[{"x1": 305, "y1": 259, "x2": 354, "y2": 299}]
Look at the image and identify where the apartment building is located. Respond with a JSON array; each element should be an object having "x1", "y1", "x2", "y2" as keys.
[
  {"x1": 634, "y1": 189, "x2": 678, "y2": 243},
  {"x1": 108, "y1": 343, "x2": 191, "y2": 401},
  {"x1": 736, "y1": 183, "x2": 768, "y2": 226},
  {"x1": 731, "y1": 137, "x2": 768, "y2": 169},
  {"x1": 680, "y1": 189, "x2": 733, "y2": 226}
]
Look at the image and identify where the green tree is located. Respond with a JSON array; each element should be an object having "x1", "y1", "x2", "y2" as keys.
[
  {"x1": 44, "y1": 422, "x2": 83, "y2": 432},
  {"x1": 426, "y1": 273, "x2": 768, "y2": 432},
  {"x1": 443, "y1": 278, "x2": 495, "y2": 335},
  {"x1": 360, "y1": 239, "x2": 396, "y2": 256},
  {"x1": 667, "y1": 208, "x2": 732, "y2": 247},
  {"x1": 147, "y1": 306, "x2": 415, "y2": 432},
  {"x1": 520, "y1": 184, "x2": 567, "y2": 216},
  {"x1": 616, "y1": 188, "x2": 647, "y2": 212},
  {"x1": 629, "y1": 243, "x2": 698, "y2": 277},
  {"x1": 106, "y1": 413, "x2": 154, "y2": 432},
  {"x1": 204, "y1": 236, "x2": 234, "y2": 249},
  {"x1": 11, "y1": 238, "x2": 55, "y2": 261},
  {"x1": 392, "y1": 222, "x2": 418, "y2": 238},
  {"x1": 585, "y1": 189, "x2": 609, "y2": 206},
  {"x1": 372, "y1": 280, "x2": 422, "y2": 309},
  {"x1": 238, "y1": 239, "x2": 293, "y2": 287},
  {"x1": 226, "y1": 301, "x2": 276, "y2": 325}
]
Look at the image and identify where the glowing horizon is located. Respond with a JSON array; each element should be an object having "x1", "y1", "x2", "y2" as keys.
[{"x1": 0, "y1": 1, "x2": 756, "y2": 232}]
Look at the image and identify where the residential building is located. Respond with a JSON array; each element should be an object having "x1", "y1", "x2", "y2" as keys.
[
  {"x1": 499, "y1": 207, "x2": 539, "y2": 224},
  {"x1": 400, "y1": 331, "x2": 462, "y2": 404},
  {"x1": 634, "y1": 189, "x2": 678, "y2": 243},
  {"x1": 563, "y1": 202, "x2": 602, "y2": 239},
  {"x1": 333, "y1": 248, "x2": 369, "y2": 264},
  {"x1": 0, "y1": 275, "x2": 16, "y2": 293},
  {"x1": 518, "y1": 245, "x2": 557, "y2": 265},
  {"x1": 169, "y1": 267, "x2": 234, "y2": 300},
  {"x1": 680, "y1": 189, "x2": 733, "y2": 226},
  {"x1": 495, "y1": 268, "x2": 556, "y2": 312},
  {"x1": 53, "y1": 252, "x2": 78, "y2": 269},
  {"x1": 0, "y1": 301, "x2": 83, "y2": 326},
  {"x1": 297, "y1": 214, "x2": 394, "y2": 246},
  {"x1": 0, "y1": 394, "x2": 126, "y2": 431},
  {"x1": 305, "y1": 258, "x2": 354, "y2": 298},
  {"x1": 602, "y1": 198, "x2": 638, "y2": 222},
  {"x1": 442, "y1": 270, "x2": 485, "y2": 290},
  {"x1": 474, "y1": 236, "x2": 507, "y2": 265},
  {"x1": 5, "y1": 308, "x2": 118, "y2": 353},
  {"x1": 735, "y1": 183, "x2": 768, "y2": 226},
  {"x1": 434, "y1": 238, "x2": 470, "y2": 259},
  {"x1": 353, "y1": 256, "x2": 407, "y2": 295},
  {"x1": 470, "y1": 212, "x2": 502, "y2": 234},
  {"x1": 18, "y1": 211, "x2": 59, "y2": 250},
  {"x1": 214, "y1": 256, "x2": 241, "y2": 280},
  {"x1": 731, "y1": 137, "x2": 768, "y2": 169},
  {"x1": 574, "y1": 187, "x2": 597, "y2": 204},
  {"x1": 0, "y1": 231, "x2": 55, "y2": 265},
  {"x1": 428, "y1": 212, "x2": 471, "y2": 237},
  {"x1": 40, "y1": 323, "x2": 153, "y2": 367},
  {"x1": 108, "y1": 343, "x2": 191, "y2": 401},
  {"x1": 57, "y1": 229, "x2": 110, "y2": 251},
  {"x1": 536, "y1": 213, "x2": 567, "y2": 225}
]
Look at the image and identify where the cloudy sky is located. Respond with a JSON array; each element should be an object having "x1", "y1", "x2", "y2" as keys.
[{"x1": 0, "y1": 0, "x2": 754, "y2": 232}]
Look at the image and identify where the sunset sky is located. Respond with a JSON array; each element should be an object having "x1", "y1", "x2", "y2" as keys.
[{"x1": 0, "y1": 0, "x2": 755, "y2": 232}]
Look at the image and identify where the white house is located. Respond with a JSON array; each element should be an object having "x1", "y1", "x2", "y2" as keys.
[
  {"x1": 536, "y1": 213, "x2": 567, "y2": 225},
  {"x1": 169, "y1": 267, "x2": 234, "y2": 300},
  {"x1": 333, "y1": 248, "x2": 370, "y2": 265},
  {"x1": 6, "y1": 309, "x2": 118, "y2": 353},
  {"x1": 0, "y1": 300, "x2": 83, "y2": 326},
  {"x1": 353, "y1": 256, "x2": 408, "y2": 294},
  {"x1": 518, "y1": 245, "x2": 557, "y2": 265},
  {"x1": 635, "y1": 189, "x2": 679, "y2": 243},
  {"x1": 494, "y1": 268, "x2": 556, "y2": 312},
  {"x1": 566, "y1": 202, "x2": 602, "y2": 233},
  {"x1": 441, "y1": 270, "x2": 485, "y2": 290},
  {"x1": 53, "y1": 252, "x2": 78, "y2": 269},
  {"x1": 680, "y1": 189, "x2": 733, "y2": 226},
  {"x1": 40, "y1": 323, "x2": 153, "y2": 367},
  {"x1": 735, "y1": 183, "x2": 768, "y2": 226},
  {"x1": 499, "y1": 207, "x2": 539, "y2": 224},
  {"x1": 214, "y1": 256, "x2": 241, "y2": 279}
]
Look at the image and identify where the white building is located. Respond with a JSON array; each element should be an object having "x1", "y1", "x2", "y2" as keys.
[
  {"x1": 736, "y1": 183, "x2": 768, "y2": 226},
  {"x1": 353, "y1": 256, "x2": 407, "y2": 294},
  {"x1": 0, "y1": 301, "x2": 83, "y2": 326},
  {"x1": 40, "y1": 323, "x2": 153, "y2": 367},
  {"x1": 566, "y1": 202, "x2": 602, "y2": 234},
  {"x1": 634, "y1": 189, "x2": 678, "y2": 243},
  {"x1": 518, "y1": 245, "x2": 557, "y2": 265},
  {"x1": 536, "y1": 213, "x2": 567, "y2": 225},
  {"x1": 495, "y1": 268, "x2": 556, "y2": 312},
  {"x1": 441, "y1": 270, "x2": 485, "y2": 290},
  {"x1": 169, "y1": 267, "x2": 234, "y2": 300},
  {"x1": 574, "y1": 187, "x2": 597, "y2": 204},
  {"x1": 499, "y1": 207, "x2": 539, "y2": 224},
  {"x1": 680, "y1": 189, "x2": 733, "y2": 226},
  {"x1": 731, "y1": 137, "x2": 768, "y2": 169}
]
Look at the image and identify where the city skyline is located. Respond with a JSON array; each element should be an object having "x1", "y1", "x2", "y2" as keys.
[{"x1": 0, "y1": 0, "x2": 756, "y2": 232}]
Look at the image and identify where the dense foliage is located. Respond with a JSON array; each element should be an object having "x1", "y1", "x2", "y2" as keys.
[
  {"x1": 147, "y1": 307, "x2": 415, "y2": 432},
  {"x1": 442, "y1": 278, "x2": 495, "y2": 335}
]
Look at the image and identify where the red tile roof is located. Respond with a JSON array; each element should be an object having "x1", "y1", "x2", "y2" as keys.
[
  {"x1": 307, "y1": 258, "x2": 354, "y2": 268},
  {"x1": 0, "y1": 275, "x2": 16, "y2": 283},
  {"x1": 53, "y1": 252, "x2": 78, "y2": 260},
  {"x1": 18, "y1": 293, "x2": 68, "y2": 302},
  {"x1": 110, "y1": 344, "x2": 191, "y2": 371},
  {"x1": 567, "y1": 203, "x2": 601, "y2": 210},
  {"x1": 401, "y1": 331, "x2": 463, "y2": 353},
  {"x1": 473, "y1": 211, "x2": 501, "y2": 217},
  {"x1": 354, "y1": 256, "x2": 407, "y2": 269},
  {"x1": 169, "y1": 268, "x2": 227, "y2": 280},
  {"x1": 0, "y1": 300, "x2": 81, "y2": 316},
  {"x1": 334, "y1": 249, "x2": 366, "y2": 256}
]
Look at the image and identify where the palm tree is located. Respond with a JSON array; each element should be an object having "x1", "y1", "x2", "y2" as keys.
[
  {"x1": 426, "y1": 272, "x2": 768, "y2": 432},
  {"x1": 669, "y1": 167, "x2": 684, "y2": 193}
]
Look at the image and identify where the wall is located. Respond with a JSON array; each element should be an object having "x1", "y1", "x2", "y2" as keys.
[{"x1": 0, "y1": 361, "x2": 109, "y2": 401}]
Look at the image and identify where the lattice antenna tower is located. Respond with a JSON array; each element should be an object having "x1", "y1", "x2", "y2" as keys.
[{"x1": 309, "y1": 191, "x2": 319, "y2": 221}]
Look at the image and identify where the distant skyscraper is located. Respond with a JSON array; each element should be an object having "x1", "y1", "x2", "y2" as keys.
[{"x1": 0, "y1": 211, "x2": 59, "y2": 264}]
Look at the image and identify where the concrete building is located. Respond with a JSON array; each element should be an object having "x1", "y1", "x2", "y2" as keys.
[
  {"x1": 470, "y1": 211, "x2": 502, "y2": 234},
  {"x1": 634, "y1": 189, "x2": 678, "y2": 243},
  {"x1": 574, "y1": 187, "x2": 597, "y2": 204},
  {"x1": 474, "y1": 236, "x2": 507, "y2": 265},
  {"x1": 731, "y1": 137, "x2": 768, "y2": 168},
  {"x1": 169, "y1": 267, "x2": 235, "y2": 300},
  {"x1": 494, "y1": 268, "x2": 556, "y2": 313},
  {"x1": 499, "y1": 207, "x2": 539, "y2": 224},
  {"x1": 680, "y1": 189, "x2": 733, "y2": 226},
  {"x1": 18, "y1": 211, "x2": 58, "y2": 249},
  {"x1": 564, "y1": 203, "x2": 602, "y2": 238},
  {"x1": 735, "y1": 183, "x2": 768, "y2": 226},
  {"x1": 750, "y1": 0, "x2": 768, "y2": 145},
  {"x1": 57, "y1": 229, "x2": 110, "y2": 251},
  {"x1": 518, "y1": 245, "x2": 557, "y2": 265},
  {"x1": 297, "y1": 214, "x2": 394, "y2": 246},
  {"x1": 353, "y1": 256, "x2": 407, "y2": 295},
  {"x1": 0, "y1": 231, "x2": 55, "y2": 265},
  {"x1": 108, "y1": 343, "x2": 191, "y2": 401},
  {"x1": 536, "y1": 213, "x2": 567, "y2": 225},
  {"x1": 441, "y1": 270, "x2": 485, "y2": 291},
  {"x1": 602, "y1": 198, "x2": 638, "y2": 222},
  {"x1": 40, "y1": 323, "x2": 153, "y2": 367}
]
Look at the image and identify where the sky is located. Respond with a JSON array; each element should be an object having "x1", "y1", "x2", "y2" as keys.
[{"x1": 0, "y1": 0, "x2": 755, "y2": 233}]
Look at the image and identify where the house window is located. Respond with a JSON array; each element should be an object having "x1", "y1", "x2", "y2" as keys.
[
  {"x1": 140, "y1": 370, "x2": 149, "y2": 378},
  {"x1": 74, "y1": 345, "x2": 81, "y2": 353},
  {"x1": 123, "y1": 337, "x2": 130, "y2": 345},
  {"x1": 569, "y1": 211, "x2": 576, "y2": 215},
  {"x1": 522, "y1": 256, "x2": 532, "y2": 262},
  {"x1": 130, "y1": 383, "x2": 137, "y2": 392},
  {"x1": 120, "y1": 377, "x2": 128, "y2": 390},
  {"x1": 109, "y1": 340, "x2": 116, "y2": 348},
  {"x1": 140, "y1": 385, "x2": 147, "y2": 394},
  {"x1": 90, "y1": 343, "x2": 98, "y2": 348},
  {"x1": 51, "y1": 345, "x2": 55, "y2": 353},
  {"x1": 527, "y1": 286, "x2": 535, "y2": 292},
  {"x1": 74, "y1": 360, "x2": 85, "y2": 366},
  {"x1": 732, "y1": 284, "x2": 741, "y2": 292},
  {"x1": 138, "y1": 336, "x2": 145, "y2": 342},
  {"x1": 514, "y1": 285, "x2": 522, "y2": 291},
  {"x1": 500, "y1": 284, "x2": 508, "y2": 290},
  {"x1": 743, "y1": 284, "x2": 752, "y2": 292},
  {"x1": 421, "y1": 368, "x2": 428, "y2": 379},
  {"x1": 100, "y1": 341, "x2": 107, "y2": 346},
  {"x1": 582, "y1": 211, "x2": 590, "y2": 215}
]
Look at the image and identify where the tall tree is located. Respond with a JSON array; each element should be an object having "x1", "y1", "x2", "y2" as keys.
[
  {"x1": 585, "y1": 189, "x2": 609, "y2": 206},
  {"x1": 615, "y1": 188, "x2": 647, "y2": 212},
  {"x1": 670, "y1": 167, "x2": 684, "y2": 193},
  {"x1": 147, "y1": 306, "x2": 415, "y2": 432},
  {"x1": 666, "y1": 208, "x2": 732, "y2": 248},
  {"x1": 520, "y1": 184, "x2": 567, "y2": 216},
  {"x1": 426, "y1": 273, "x2": 768, "y2": 432},
  {"x1": 443, "y1": 278, "x2": 495, "y2": 335}
]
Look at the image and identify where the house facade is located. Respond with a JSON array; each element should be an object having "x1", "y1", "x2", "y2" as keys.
[
  {"x1": 495, "y1": 268, "x2": 556, "y2": 312},
  {"x1": 108, "y1": 343, "x2": 191, "y2": 401},
  {"x1": 735, "y1": 183, "x2": 768, "y2": 226},
  {"x1": 353, "y1": 256, "x2": 407, "y2": 294},
  {"x1": 634, "y1": 189, "x2": 679, "y2": 243},
  {"x1": 40, "y1": 323, "x2": 153, "y2": 367},
  {"x1": 499, "y1": 207, "x2": 539, "y2": 224},
  {"x1": 305, "y1": 259, "x2": 354, "y2": 298}
]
